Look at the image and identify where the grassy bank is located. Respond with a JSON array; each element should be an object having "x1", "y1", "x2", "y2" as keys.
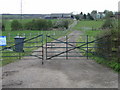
[{"x1": 74, "y1": 20, "x2": 120, "y2": 72}]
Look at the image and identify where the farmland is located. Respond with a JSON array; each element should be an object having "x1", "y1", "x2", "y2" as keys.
[
  {"x1": 1, "y1": 18, "x2": 120, "y2": 72},
  {"x1": 73, "y1": 20, "x2": 105, "y2": 37},
  {"x1": 74, "y1": 19, "x2": 120, "y2": 72},
  {"x1": 1, "y1": 18, "x2": 74, "y2": 66}
]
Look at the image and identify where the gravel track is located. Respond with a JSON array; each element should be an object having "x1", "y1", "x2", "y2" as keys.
[{"x1": 1, "y1": 30, "x2": 118, "y2": 88}]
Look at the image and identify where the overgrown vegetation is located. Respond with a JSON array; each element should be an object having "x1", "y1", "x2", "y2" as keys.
[
  {"x1": 11, "y1": 20, "x2": 23, "y2": 30},
  {"x1": 4, "y1": 19, "x2": 72, "y2": 31},
  {"x1": 53, "y1": 19, "x2": 70, "y2": 29},
  {"x1": 24, "y1": 19, "x2": 53, "y2": 30},
  {"x1": 94, "y1": 14, "x2": 120, "y2": 72},
  {"x1": 2, "y1": 24, "x2": 5, "y2": 31},
  {"x1": 74, "y1": 13, "x2": 120, "y2": 72}
]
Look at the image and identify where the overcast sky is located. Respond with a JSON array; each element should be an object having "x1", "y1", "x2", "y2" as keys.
[{"x1": 0, "y1": 0, "x2": 119, "y2": 14}]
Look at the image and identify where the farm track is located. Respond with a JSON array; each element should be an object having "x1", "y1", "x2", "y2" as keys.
[{"x1": 1, "y1": 30, "x2": 118, "y2": 88}]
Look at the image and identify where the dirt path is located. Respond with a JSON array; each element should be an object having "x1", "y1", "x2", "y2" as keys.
[
  {"x1": 2, "y1": 31, "x2": 118, "y2": 88},
  {"x1": 46, "y1": 30, "x2": 85, "y2": 60}
]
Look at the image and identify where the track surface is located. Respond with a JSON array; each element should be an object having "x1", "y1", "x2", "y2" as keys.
[{"x1": 2, "y1": 31, "x2": 118, "y2": 88}]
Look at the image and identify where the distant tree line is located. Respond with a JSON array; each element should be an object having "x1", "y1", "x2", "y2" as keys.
[
  {"x1": 11, "y1": 19, "x2": 53, "y2": 31},
  {"x1": 74, "y1": 12, "x2": 94, "y2": 20},
  {"x1": 10, "y1": 19, "x2": 70, "y2": 31},
  {"x1": 74, "y1": 10, "x2": 115, "y2": 21},
  {"x1": 11, "y1": 20, "x2": 22, "y2": 30}
]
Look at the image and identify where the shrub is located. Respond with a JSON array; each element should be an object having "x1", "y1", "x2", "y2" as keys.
[
  {"x1": 53, "y1": 20, "x2": 70, "y2": 29},
  {"x1": 2, "y1": 24, "x2": 5, "y2": 31},
  {"x1": 24, "y1": 19, "x2": 53, "y2": 30},
  {"x1": 102, "y1": 18, "x2": 114, "y2": 29},
  {"x1": 11, "y1": 20, "x2": 22, "y2": 30},
  {"x1": 95, "y1": 31, "x2": 112, "y2": 58}
]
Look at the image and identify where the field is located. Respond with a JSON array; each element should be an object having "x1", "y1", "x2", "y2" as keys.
[
  {"x1": 1, "y1": 19, "x2": 72, "y2": 66},
  {"x1": 1, "y1": 19, "x2": 120, "y2": 72},
  {"x1": 1, "y1": 19, "x2": 105, "y2": 66},
  {"x1": 74, "y1": 20, "x2": 120, "y2": 72},
  {"x1": 73, "y1": 20, "x2": 104, "y2": 37}
]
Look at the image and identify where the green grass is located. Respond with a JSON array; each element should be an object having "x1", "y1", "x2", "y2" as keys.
[
  {"x1": 0, "y1": 18, "x2": 74, "y2": 66},
  {"x1": 1, "y1": 18, "x2": 73, "y2": 66},
  {"x1": 73, "y1": 20, "x2": 105, "y2": 37},
  {"x1": 74, "y1": 20, "x2": 120, "y2": 72},
  {"x1": 89, "y1": 53, "x2": 120, "y2": 72},
  {"x1": 73, "y1": 20, "x2": 104, "y2": 30},
  {"x1": 2, "y1": 19, "x2": 57, "y2": 32},
  {"x1": 1, "y1": 30, "x2": 71, "y2": 66},
  {"x1": 76, "y1": 36, "x2": 120, "y2": 72}
]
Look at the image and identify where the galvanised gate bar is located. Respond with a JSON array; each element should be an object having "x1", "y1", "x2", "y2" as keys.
[
  {"x1": 1, "y1": 34, "x2": 111, "y2": 64},
  {"x1": 1, "y1": 34, "x2": 44, "y2": 64},
  {"x1": 46, "y1": 34, "x2": 111, "y2": 60}
]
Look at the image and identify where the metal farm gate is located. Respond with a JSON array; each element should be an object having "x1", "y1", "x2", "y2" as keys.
[
  {"x1": 1, "y1": 34, "x2": 44, "y2": 64},
  {"x1": 45, "y1": 35, "x2": 110, "y2": 60},
  {"x1": 1, "y1": 34, "x2": 111, "y2": 64}
]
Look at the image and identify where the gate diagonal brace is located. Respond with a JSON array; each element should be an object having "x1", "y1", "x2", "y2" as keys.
[
  {"x1": 47, "y1": 35, "x2": 79, "y2": 48},
  {"x1": 47, "y1": 35, "x2": 111, "y2": 60},
  {"x1": 1, "y1": 35, "x2": 43, "y2": 51},
  {"x1": 47, "y1": 35, "x2": 87, "y2": 52}
]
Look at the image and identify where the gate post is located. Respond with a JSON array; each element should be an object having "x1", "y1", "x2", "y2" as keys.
[
  {"x1": 66, "y1": 35, "x2": 68, "y2": 59},
  {"x1": 46, "y1": 35, "x2": 48, "y2": 60},
  {"x1": 87, "y1": 35, "x2": 89, "y2": 59},
  {"x1": 42, "y1": 34, "x2": 44, "y2": 65}
]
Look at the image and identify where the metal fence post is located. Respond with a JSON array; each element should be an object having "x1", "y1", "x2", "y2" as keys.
[
  {"x1": 46, "y1": 35, "x2": 47, "y2": 60},
  {"x1": 19, "y1": 52, "x2": 21, "y2": 60},
  {"x1": 8, "y1": 33, "x2": 10, "y2": 41},
  {"x1": 87, "y1": 35, "x2": 89, "y2": 59},
  {"x1": 66, "y1": 35, "x2": 68, "y2": 59},
  {"x1": 42, "y1": 34, "x2": 44, "y2": 65}
]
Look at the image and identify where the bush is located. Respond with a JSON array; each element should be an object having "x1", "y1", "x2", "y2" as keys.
[
  {"x1": 102, "y1": 19, "x2": 113, "y2": 29},
  {"x1": 95, "y1": 28, "x2": 120, "y2": 62},
  {"x1": 2, "y1": 24, "x2": 5, "y2": 31},
  {"x1": 11, "y1": 20, "x2": 22, "y2": 30},
  {"x1": 53, "y1": 20, "x2": 70, "y2": 29},
  {"x1": 24, "y1": 19, "x2": 53, "y2": 30},
  {"x1": 63, "y1": 20, "x2": 69, "y2": 29},
  {"x1": 95, "y1": 31, "x2": 112, "y2": 58}
]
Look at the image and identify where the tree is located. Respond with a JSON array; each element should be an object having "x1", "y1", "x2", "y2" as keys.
[
  {"x1": 24, "y1": 21, "x2": 33, "y2": 30},
  {"x1": 102, "y1": 18, "x2": 114, "y2": 29},
  {"x1": 105, "y1": 11, "x2": 113, "y2": 19},
  {"x1": 11, "y1": 20, "x2": 22, "y2": 30},
  {"x1": 91, "y1": 10, "x2": 97, "y2": 14},
  {"x1": 87, "y1": 13, "x2": 94, "y2": 20},
  {"x1": 2, "y1": 24, "x2": 5, "y2": 31},
  {"x1": 53, "y1": 20, "x2": 69, "y2": 29},
  {"x1": 63, "y1": 20, "x2": 69, "y2": 29},
  {"x1": 47, "y1": 20, "x2": 53, "y2": 29},
  {"x1": 24, "y1": 19, "x2": 53, "y2": 30},
  {"x1": 103, "y1": 10, "x2": 109, "y2": 14},
  {"x1": 80, "y1": 12, "x2": 83, "y2": 19},
  {"x1": 83, "y1": 14, "x2": 87, "y2": 19},
  {"x1": 75, "y1": 14, "x2": 80, "y2": 20},
  {"x1": 80, "y1": 12, "x2": 83, "y2": 15}
]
